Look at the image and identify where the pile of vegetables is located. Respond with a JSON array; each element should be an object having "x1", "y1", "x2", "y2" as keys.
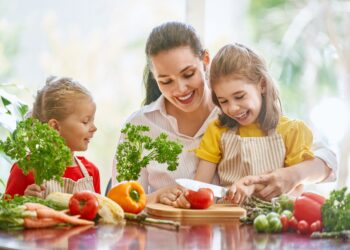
[
  {"x1": 48, "y1": 191, "x2": 180, "y2": 230},
  {"x1": 0, "y1": 195, "x2": 93, "y2": 230},
  {"x1": 243, "y1": 189, "x2": 350, "y2": 240},
  {"x1": 0, "y1": 118, "x2": 72, "y2": 185}
]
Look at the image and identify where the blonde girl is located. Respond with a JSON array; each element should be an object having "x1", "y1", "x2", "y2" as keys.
[{"x1": 5, "y1": 76, "x2": 100, "y2": 198}]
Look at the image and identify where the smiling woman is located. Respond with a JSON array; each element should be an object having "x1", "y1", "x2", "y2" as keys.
[{"x1": 111, "y1": 22, "x2": 337, "y2": 208}]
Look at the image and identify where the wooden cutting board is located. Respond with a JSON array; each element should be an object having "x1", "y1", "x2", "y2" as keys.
[{"x1": 146, "y1": 203, "x2": 246, "y2": 218}]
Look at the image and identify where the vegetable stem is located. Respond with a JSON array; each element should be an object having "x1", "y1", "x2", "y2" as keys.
[{"x1": 124, "y1": 212, "x2": 180, "y2": 231}]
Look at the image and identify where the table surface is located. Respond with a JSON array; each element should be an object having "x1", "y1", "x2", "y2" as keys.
[{"x1": 0, "y1": 217, "x2": 349, "y2": 250}]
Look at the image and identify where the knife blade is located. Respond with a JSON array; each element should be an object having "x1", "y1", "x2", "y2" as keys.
[{"x1": 175, "y1": 178, "x2": 228, "y2": 198}]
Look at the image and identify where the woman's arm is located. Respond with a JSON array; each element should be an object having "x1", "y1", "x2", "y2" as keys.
[{"x1": 245, "y1": 158, "x2": 331, "y2": 200}]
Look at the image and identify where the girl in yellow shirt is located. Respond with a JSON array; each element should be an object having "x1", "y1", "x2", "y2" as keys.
[{"x1": 187, "y1": 43, "x2": 314, "y2": 205}]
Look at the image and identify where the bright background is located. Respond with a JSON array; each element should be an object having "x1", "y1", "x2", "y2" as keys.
[{"x1": 1, "y1": 0, "x2": 349, "y2": 196}]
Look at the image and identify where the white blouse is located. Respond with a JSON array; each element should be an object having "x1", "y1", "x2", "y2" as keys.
[{"x1": 112, "y1": 96, "x2": 337, "y2": 193}]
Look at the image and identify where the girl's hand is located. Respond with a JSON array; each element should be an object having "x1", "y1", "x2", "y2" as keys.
[
  {"x1": 24, "y1": 184, "x2": 45, "y2": 198},
  {"x1": 226, "y1": 178, "x2": 255, "y2": 205}
]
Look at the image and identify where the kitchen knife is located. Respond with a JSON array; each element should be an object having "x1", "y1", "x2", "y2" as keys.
[{"x1": 175, "y1": 178, "x2": 228, "y2": 198}]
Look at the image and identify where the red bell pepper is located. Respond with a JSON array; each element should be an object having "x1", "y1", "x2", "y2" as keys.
[
  {"x1": 293, "y1": 192, "x2": 325, "y2": 225},
  {"x1": 69, "y1": 191, "x2": 99, "y2": 220}
]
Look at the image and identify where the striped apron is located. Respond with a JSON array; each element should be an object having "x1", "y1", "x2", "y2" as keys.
[
  {"x1": 218, "y1": 129, "x2": 286, "y2": 188},
  {"x1": 43, "y1": 156, "x2": 95, "y2": 198}
]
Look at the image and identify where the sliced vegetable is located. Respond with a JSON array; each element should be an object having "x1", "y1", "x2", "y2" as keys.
[
  {"x1": 68, "y1": 191, "x2": 99, "y2": 220},
  {"x1": 185, "y1": 188, "x2": 214, "y2": 209},
  {"x1": 107, "y1": 181, "x2": 146, "y2": 214}
]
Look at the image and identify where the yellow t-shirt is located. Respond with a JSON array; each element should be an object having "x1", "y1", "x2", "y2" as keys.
[{"x1": 195, "y1": 116, "x2": 314, "y2": 166}]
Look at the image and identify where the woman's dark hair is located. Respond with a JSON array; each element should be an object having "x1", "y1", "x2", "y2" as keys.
[
  {"x1": 210, "y1": 43, "x2": 282, "y2": 133},
  {"x1": 143, "y1": 21, "x2": 204, "y2": 105}
]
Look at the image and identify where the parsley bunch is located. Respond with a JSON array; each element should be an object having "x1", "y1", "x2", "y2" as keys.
[
  {"x1": 322, "y1": 187, "x2": 350, "y2": 232},
  {"x1": 116, "y1": 123, "x2": 183, "y2": 182},
  {"x1": 0, "y1": 118, "x2": 72, "y2": 185}
]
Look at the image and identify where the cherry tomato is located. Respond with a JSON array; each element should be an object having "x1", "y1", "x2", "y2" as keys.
[
  {"x1": 280, "y1": 214, "x2": 289, "y2": 232},
  {"x1": 186, "y1": 188, "x2": 214, "y2": 209},
  {"x1": 310, "y1": 220, "x2": 322, "y2": 233},
  {"x1": 297, "y1": 220, "x2": 310, "y2": 235},
  {"x1": 69, "y1": 191, "x2": 99, "y2": 220},
  {"x1": 288, "y1": 216, "x2": 298, "y2": 231}
]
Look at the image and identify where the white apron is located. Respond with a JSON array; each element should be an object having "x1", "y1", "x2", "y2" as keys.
[
  {"x1": 43, "y1": 156, "x2": 95, "y2": 198},
  {"x1": 218, "y1": 129, "x2": 286, "y2": 187}
]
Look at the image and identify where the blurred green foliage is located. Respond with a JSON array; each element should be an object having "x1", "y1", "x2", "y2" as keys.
[{"x1": 248, "y1": 0, "x2": 340, "y2": 118}]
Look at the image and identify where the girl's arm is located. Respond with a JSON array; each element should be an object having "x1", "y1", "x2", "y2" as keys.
[{"x1": 194, "y1": 159, "x2": 217, "y2": 182}]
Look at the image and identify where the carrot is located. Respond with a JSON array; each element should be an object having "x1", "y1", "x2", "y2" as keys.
[
  {"x1": 36, "y1": 208, "x2": 94, "y2": 226},
  {"x1": 24, "y1": 218, "x2": 61, "y2": 228},
  {"x1": 24, "y1": 202, "x2": 51, "y2": 211},
  {"x1": 24, "y1": 202, "x2": 94, "y2": 226}
]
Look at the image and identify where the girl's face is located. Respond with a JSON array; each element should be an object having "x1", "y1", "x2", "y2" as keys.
[
  {"x1": 54, "y1": 97, "x2": 97, "y2": 152},
  {"x1": 213, "y1": 78, "x2": 265, "y2": 126},
  {"x1": 150, "y1": 46, "x2": 209, "y2": 113}
]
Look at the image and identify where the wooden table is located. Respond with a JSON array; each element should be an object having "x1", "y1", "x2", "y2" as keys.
[{"x1": 0, "y1": 217, "x2": 349, "y2": 249}]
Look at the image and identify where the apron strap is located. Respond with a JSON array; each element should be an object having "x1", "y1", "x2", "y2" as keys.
[{"x1": 74, "y1": 155, "x2": 90, "y2": 178}]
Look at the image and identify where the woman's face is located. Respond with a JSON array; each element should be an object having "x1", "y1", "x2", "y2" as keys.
[{"x1": 150, "y1": 46, "x2": 209, "y2": 113}]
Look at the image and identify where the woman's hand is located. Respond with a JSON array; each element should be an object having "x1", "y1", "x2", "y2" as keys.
[
  {"x1": 244, "y1": 168, "x2": 299, "y2": 201},
  {"x1": 24, "y1": 183, "x2": 45, "y2": 198}
]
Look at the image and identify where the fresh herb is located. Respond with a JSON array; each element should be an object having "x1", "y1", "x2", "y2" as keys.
[
  {"x1": 0, "y1": 118, "x2": 72, "y2": 185},
  {"x1": 322, "y1": 187, "x2": 350, "y2": 232},
  {"x1": 116, "y1": 123, "x2": 183, "y2": 182}
]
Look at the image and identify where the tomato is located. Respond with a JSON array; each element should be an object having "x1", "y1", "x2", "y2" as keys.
[
  {"x1": 185, "y1": 188, "x2": 214, "y2": 209},
  {"x1": 293, "y1": 196, "x2": 322, "y2": 225},
  {"x1": 310, "y1": 220, "x2": 322, "y2": 233},
  {"x1": 297, "y1": 220, "x2": 310, "y2": 235},
  {"x1": 69, "y1": 191, "x2": 99, "y2": 220},
  {"x1": 288, "y1": 216, "x2": 298, "y2": 231},
  {"x1": 280, "y1": 214, "x2": 289, "y2": 232}
]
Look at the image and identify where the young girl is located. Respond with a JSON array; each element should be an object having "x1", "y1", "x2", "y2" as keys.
[
  {"x1": 178, "y1": 43, "x2": 315, "y2": 206},
  {"x1": 5, "y1": 76, "x2": 100, "y2": 198}
]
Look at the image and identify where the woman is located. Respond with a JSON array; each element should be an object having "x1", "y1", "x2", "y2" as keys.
[{"x1": 112, "y1": 21, "x2": 336, "y2": 204}]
